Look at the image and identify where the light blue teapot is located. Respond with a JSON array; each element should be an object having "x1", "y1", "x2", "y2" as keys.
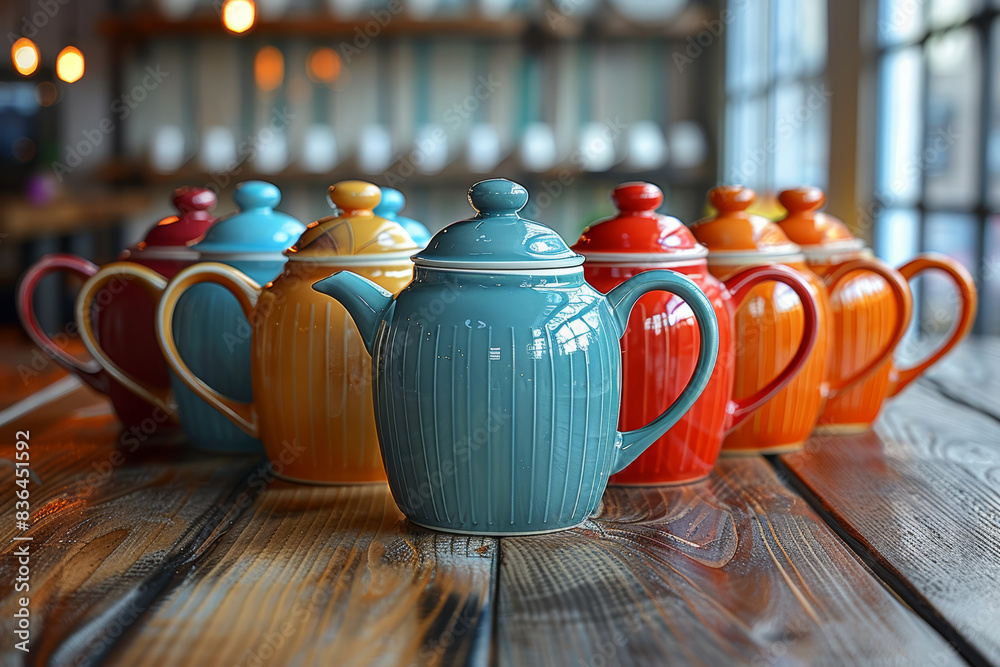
[
  {"x1": 373, "y1": 187, "x2": 432, "y2": 247},
  {"x1": 75, "y1": 181, "x2": 305, "y2": 453},
  {"x1": 313, "y1": 178, "x2": 719, "y2": 535}
]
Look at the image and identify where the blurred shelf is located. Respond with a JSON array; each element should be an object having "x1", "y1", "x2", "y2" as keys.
[
  {"x1": 98, "y1": 6, "x2": 715, "y2": 42},
  {"x1": 0, "y1": 190, "x2": 153, "y2": 242},
  {"x1": 94, "y1": 155, "x2": 713, "y2": 191}
]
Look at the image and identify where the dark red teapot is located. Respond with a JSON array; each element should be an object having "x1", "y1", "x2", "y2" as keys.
[{"x1": 16, "y1": 187, "x2": 217, "y2": 428}]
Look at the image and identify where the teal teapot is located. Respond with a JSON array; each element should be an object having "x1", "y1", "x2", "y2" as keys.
[
  {"x1": 373, "y1": 187, "x2": 432, "y2": 247},
  {"x1": 312, "y1": 178, "x2": 720, "y2": 535}
]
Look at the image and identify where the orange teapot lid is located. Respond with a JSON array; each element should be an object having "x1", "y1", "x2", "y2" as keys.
[
  {"x1": 286, "y1": 180, "x2": 418, "y2": 264},
  {"x1": 689, "y1": 186, "x2": 801, "y2": 258},
  {"x1": 775, "y1": 187, "x2": 865, "y2": 253},
  {"x1": 571, "y1": 182, "x2": 707, "y2": 262}
]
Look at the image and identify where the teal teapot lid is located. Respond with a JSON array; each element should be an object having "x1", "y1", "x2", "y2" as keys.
[
  {"x1": 373, "y1": 187, "x2": 432, "y2": 247},
  {"x1": 193, "y1": 180, "x2": 306, "y2": 257},
  {"x1": 413, "y1": 178, "x2": 583, "y2": 270}
]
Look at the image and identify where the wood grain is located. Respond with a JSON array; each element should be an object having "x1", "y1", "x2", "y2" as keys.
[
  {"x1": 0, "y1": 328, "x2": 82, "y2": 411},
  {"x1": 780, "y1": 380, "x2": 1000, "y2": 665},
  {"x1": 923, "y1": 337, "x2": 1000, "y2": 423},
  {"x1": 496, "y1": 457, "x2": 959, "y2": 667},
  {"x1": 106, "y1": 482, "x2": 496, "y2": 667},
  {"x1": 0, "y1": 399, "x2": 258, "y2": 666}
]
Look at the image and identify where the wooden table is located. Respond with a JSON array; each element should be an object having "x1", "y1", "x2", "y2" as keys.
[{"x1": 1, "y1": 330, "x2": 997, "y2": 667}]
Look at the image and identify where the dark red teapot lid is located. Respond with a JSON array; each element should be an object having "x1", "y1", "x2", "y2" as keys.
[
  {"x1": 572, "y1": 182, "x2": 706, "y2": 260},
  {"x1": 138, "y1": 187, "x2": 218, "y2": 249}
]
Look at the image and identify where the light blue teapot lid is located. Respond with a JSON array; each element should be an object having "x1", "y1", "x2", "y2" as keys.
[
  {"x1": 372, "y1": 187, "x2": 432, "y2": 247},
  {"x1": 193, "y1": 180, "x2": 306, "y2": 256},
  {"x1": 412, "y1": 178, "x2": 583, "y2": 270}
]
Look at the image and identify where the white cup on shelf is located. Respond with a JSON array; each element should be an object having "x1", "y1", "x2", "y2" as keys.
[
  {"x1": 467, "y1": 123, "x2": 502, "y2": 173},
  {"x1": 413, "y1": 123, "x2": 449, "y2": 174},
  {"x1": 200, "y1": 126, "x2": 238, "y2": 173},
  {"x1": 358, "y1": 124, "x2": 394, "y2": 175},
  {"x1": 301, "y1": 124, "x2": 339, "y2": 173},
  {"x1": 625, "y1": 121, "x2": 668, "y2": 171},
  {"x1": 150, "y1": 125, "x2": 186, "y2": 174},
  {"x1": 520, "y1": 122, "x2": 557, "y2": 173}
]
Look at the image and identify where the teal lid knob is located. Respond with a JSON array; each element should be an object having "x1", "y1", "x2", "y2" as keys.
[
  {"x1": 193, "y1": 180, "x2": 305, "y2": 256},
  {"x1": 234, "y1": 180, "x2": 282, "y2": 211},
  {"x1": 412, "y1": 178, "x2": 583, "y2": 269},
  {"x1": 374, "y1": 187, "x2": 405, "y2": 216},
  {"x1": 373, "y1": 187, "x2": 432, "y2": 247},
  {"x1": 468, "y1": 178, "x2": 529, "y2": 216}
]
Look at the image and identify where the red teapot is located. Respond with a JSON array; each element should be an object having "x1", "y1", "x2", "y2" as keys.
[
  {"x1": 16, "y1": 187, "x2": 217, "y2": 428},
  {"x1": 572, "y1": 182, "x2": 820, "y2": 484}
]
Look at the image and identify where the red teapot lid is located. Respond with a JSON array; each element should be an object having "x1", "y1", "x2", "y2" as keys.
[
  {"x1": 571, "y1": 182, "x2": 706, "y2": 261},
  {"x1": 135, "y1": 187, "x2": 218, "y2": 250},
  {"x1": 775, "y1": 187, "x2": 864, "y2": 252},
  {"x1": 689, "y1": 185, "x2": 801, "y2": 257}
]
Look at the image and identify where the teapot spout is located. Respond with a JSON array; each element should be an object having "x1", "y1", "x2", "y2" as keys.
[{"x1": 312, "y1": 271, "x2": 394, "y2": 356}]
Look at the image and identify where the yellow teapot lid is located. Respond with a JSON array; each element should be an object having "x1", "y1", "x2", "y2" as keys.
[{"x1": 286, "y1": 181, "x2": 419, "y2": 264}]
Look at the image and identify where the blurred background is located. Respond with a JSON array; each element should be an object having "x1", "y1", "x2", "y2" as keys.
[{"x1": 1, "y1": 0, "x2": 996, "y2": 341}]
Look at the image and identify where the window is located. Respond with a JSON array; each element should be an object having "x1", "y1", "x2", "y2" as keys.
[
  {"x1": 723, "y1": 0, "x2": 830, "y2": 194},
  {"x1": 873, "y1": 0, "x2": 998, "y2": 335}
]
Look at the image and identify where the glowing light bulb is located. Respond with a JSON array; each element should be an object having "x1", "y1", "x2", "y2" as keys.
[
  {"x1": 222, "y1": 0, "x2": 256, "y2": 34},
  {"x1": 307, "y1": 48, "x2": 341, "y2": 85},
  {"x1": 12, "y1": 38, "x2": 40, "y2": 77},
  {"x1": 56, "y1": 46, "x2": 85, "y2": 83},
  {"x1": 254, "y1": 45, "x2": 283, "y2": 91}
]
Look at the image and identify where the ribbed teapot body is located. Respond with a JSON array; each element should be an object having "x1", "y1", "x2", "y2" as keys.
[
  {"x1": 168, "y1": 259, "x2": 284, "y2": 453},
  {"x1": 807, "y1": 253, "x2": 903, "y2": 429},
  {"x1": 251, "y1": 259, "x2": 413, "y2": 483},
  {"x1": 373, "y1": 267, "x2": 623, "y2": 535}
]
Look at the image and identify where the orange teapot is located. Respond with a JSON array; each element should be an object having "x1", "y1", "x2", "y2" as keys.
[
  {"x1": 689, "y1": 186, "x2": 912, "y2": 453},
  {"x1": 776, "y1": 187, "x2": 977, "y2": 431},
  {"x1": 155, "y1": 181, "x2": 419, "y2": 483}
]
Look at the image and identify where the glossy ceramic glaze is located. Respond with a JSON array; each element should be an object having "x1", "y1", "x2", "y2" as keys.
[
  {"x1": 17, "y1": 187, "x2": 217, "y2": 428},
  {"x1": 76, "y1": 182, "x2": 304, "y2": 453},
  {"x1": 574, "y1": 183, "x2": 820, "y2": 484},
  {"x1": 157, "y1": 181, "x2": 418, "y2": 482},
  {"x1": 167, "y1": 181, "x2": 305, "y2": 452},
  {"x1": 373, "y1": 187, "x2": 432, "y2": 247},
  {"x1": 776, "y1": 187, "x2": 977, "y2": 431},
  {"x1": 313, "y1": 178, "x2": 720, "y2": 535},
  {"x1": 690, "y1": 186, "x2": 912, "y2": 453}
]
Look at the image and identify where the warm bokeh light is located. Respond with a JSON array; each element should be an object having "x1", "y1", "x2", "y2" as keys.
[
  {"x1": 35, "y1": 81, "x2": 58, "y2": 106},
  {"x1": 12, "y1": 38, "x2": 40, "y2": 77},
  {"x1": 307, "y1": 48, "x2": 342, "y2": 85},
  {"x1": 254, "y1": 46, "x2": 284, "y2": 91},
  {"x1": 222, "y1": 0, "x2": 256, "y2": 34},
  {"x1": 56, "y1": 46, "x2": 85, "y2": 83}
]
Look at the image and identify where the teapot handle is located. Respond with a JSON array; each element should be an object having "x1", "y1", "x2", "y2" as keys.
[
  {"x1": 887, "y1": 253, "x2": 977, "y2": 396},
  {"x1": 76, "y1": 262, "x2": 174, "y2": 413},
  {"x1": 721, "y1": 264, "x2": 821, "y2": 431},
  {"x1": 605, "y1": 270, "x2": 719, "y2": 475},
  {"x1": 17, "y1": 254, "x2": 109, "y2": 394},
  {"x1": 822, "y1": 256, "x2": 912, "y2": 398},
  {"x1": 156, "y1": 263, "x2": 262, "y2": 438}
]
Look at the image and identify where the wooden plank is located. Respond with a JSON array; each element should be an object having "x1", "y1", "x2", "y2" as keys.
[
  {"x1": 0, "y1": 400, "x2": 258, "y2": 666},
  {"x1": 0, "y1": 328, "x2": 84, "y2": 411},
  {"x1": 496, "y1": 457, "x2": 959, "y2": 667},
  {"x1": 922, "y1": 337, "x2": 1000, "y2": 423},
  {"x1": 106, "y1": 482, "x2": 496, "y2": 667},
  {"x1": 780, "y1": 378, "x2": 1000, "y2": 665}
]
